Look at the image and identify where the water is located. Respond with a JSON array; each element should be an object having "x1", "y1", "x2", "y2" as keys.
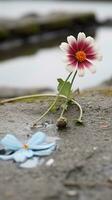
[{"x1": 0, "y1": 1, "x2": 112, "y2": 91}]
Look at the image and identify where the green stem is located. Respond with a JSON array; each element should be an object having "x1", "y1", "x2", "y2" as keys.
[
  {"x1": 32, "y1": 72, "x2": 72, "y2": 126},
  {"x1": 72, "y1": 99, "x2": 83, "y2": 122},
  {"x1": 70, "y1": 70, "x2": 78, "y2": 88},
  {"x1": 60, "y1": 70, "x2": 77, "y2": 118},
  {"x1": 0, "y1": 93, "x2": 82, "y2": 124}
]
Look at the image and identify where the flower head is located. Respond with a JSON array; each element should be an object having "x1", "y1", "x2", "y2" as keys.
[
  {"x1": 0, "y1": 132, "x2": 56, "y2": 164},
  {"x1": 60, "y1": 32, "x2": 102, "y2": 76}
]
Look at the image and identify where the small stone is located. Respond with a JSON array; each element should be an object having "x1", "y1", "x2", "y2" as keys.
[
  {"x1": 107, "y1": 177, "x2": 112, "y2": 183},
  {"x1": 46, "y1": 159, "x2": 54, "y2": 166},
  {"x1": 66, "y1": 190, "x2": 78, "y2": 197},
  {"x1": 93, "y1": 146, "x2": 98, "y2": 151},
  {"x1": 56, "y1": 117, "x2": 67, "y2": 129}
]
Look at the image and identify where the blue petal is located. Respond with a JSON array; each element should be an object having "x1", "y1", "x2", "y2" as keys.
[
  {"x1": 29, "y1": 142, "x2": 56, "y2": 150},
  {"x1": 27, "y1": 132, "x2": 46, "y2": 146},
  {"x1": 20, "y1": 157, "x2": 39, "y2": 168},
  {"x1": 0, "y1": 134, "x2": 22, "y2": 151},
  {"x1": 0, "y1": 154, "x2": 13, "y2": 160},
  {"x1": 33, "y1": 145, "x2": 56, "y2": 157},
  {"x1": 22, "y1": 149, "x2": 34, "y2": 158},
  {"x1": 12, "y1": 149, "x2": 33, "y2": 162}
]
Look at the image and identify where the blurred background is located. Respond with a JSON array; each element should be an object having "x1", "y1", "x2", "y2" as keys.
[{"x1": 0, "y1": 0, "x2": 112, "y2": 97}]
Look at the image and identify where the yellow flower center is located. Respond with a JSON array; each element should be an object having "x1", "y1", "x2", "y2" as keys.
[
  {"x1": 75, "y1": 51, "x2": 86, "y2": 62},
  {"x1": 23, "y1": 144, "x2": 29, "y2": 149}
]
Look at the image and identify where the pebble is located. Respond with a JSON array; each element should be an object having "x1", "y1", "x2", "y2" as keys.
[
  {"x1": 93, "y1": 146, "x2": 98, "y2": 151},
  {"x1": 46, "y1": 159, "x2": 54, "y2": 166},
  {"x1": 107, "y1": 177, "x2": 112, "y2": 183},
  {"x1": 66, "y1": 190, "x2": 78, "y2": 197}
]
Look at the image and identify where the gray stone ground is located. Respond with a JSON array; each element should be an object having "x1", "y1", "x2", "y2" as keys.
[{"x1": 0, "y1": 88, "x2": 112, "y2": 200}]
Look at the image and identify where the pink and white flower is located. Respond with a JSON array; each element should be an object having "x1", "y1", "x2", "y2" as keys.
[{"x1": 60, "y1": 32, "x2": 102, "y2": 76}]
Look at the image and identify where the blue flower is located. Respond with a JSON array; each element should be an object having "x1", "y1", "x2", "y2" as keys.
[{"x1": 0, "y1": 132, "x2": 56, "y2": 163}]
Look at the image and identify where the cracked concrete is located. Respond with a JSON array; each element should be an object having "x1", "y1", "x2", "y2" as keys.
[{"x1": 0, "y1": 88, "x2": 112, "y2": 200}]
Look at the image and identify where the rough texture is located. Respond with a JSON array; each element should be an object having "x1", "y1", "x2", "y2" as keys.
[{"x1": 0, "y1": 88, "x2": 112, "y2": 200}]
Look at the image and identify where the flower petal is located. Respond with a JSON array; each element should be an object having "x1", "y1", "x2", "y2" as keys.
[
  {"x1": 78, "y1": 68, "x2": 85, "y2": 77},
  {"x1": 0, "y1": 154, "x2": 13, "y2": 160},
  {"x1": 34, "y1": 145, "x2": 56, "y2": 157},
  {"x1": 88, "y1": 65, "x2": 96, "y2": 74},
  {"x1": 86, "y1": 53, "x2": 97, "y2": 60},
  {"x1": 60, "y1": 42, "x2": 69, "y2": 52},
  {"x1": 13, "y1": 151, "x2": 26, "y2": 162},
  {"x1": 12, "y1": 149, "x2": 33, "y2": 162},
  {"x1": 29, "y1": 142, "x2": 56, "y2": 150},
  {"x1": 77, "y1": 32, "x2": 86, "y2": 41},
  {"x1": 0, "y1": 134, "x2": 22, "y2": 151},
  {"x1": 27, "y1": 132, "x2": 46, "y2": 146},
  {"x1": 86, "y1": 36, "x2": 95, "y2": 46},
  {"x1": 67, "y1": 54, "x2": 77, "y2": 63},
  {"x1": 67, "y1": 35, "x2": 76, "y2": 46},
  {"x1": 20, "y1": 157, "x2": 39, "y2": 168}
]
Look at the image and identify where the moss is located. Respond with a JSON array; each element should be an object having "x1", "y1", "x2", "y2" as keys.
[
  {"x1": 98, "y1": 88, "x2": 112, "y2": 96},
  {"x1": 0, "y1": 27, "x2": 10, "y2": 41},
  {"x1": 11, "y1": 96, "x2": 54, "y2": 103},
  {"x1": 74, "y1": 13, "x2": 96, "y2": 24},
  {"x1": 39, "y1": 12, "x2": 96, "y2": 33},
  {"x1": 13, "y1": 22, "x2": 40, "y2": 37},
  {"x1": 0, "y1": 12, "x2": 96, "y2": 43},
  {"x1": 46, "y1": 17, "x2": 72, "y2": 29},
  {"x1": 80, "y1": 87, "x2": 112, "y2": 97}
]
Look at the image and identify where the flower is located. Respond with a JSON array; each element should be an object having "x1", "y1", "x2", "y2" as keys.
[
  {"x1": 0, "y1": 132, "x2": 56, "y2": 163},
  {"x1": 60, "y1": 32, "x2": 102, "y2": 76}
]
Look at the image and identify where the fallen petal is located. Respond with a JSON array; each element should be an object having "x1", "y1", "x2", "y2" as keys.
[
  {"x1": 0, "y1": 134, "x2": 22, "y2": 151},
  {"x1": 29, "y1": 142, "x2": 56, "y2": 150},
  {"x1": 27, "y1": 132, "x2": 46, "y2": 146},
  {"x1": 20, "y1": 157, "x2": 39, "y2": 168},
  {"x1": 12, "y1": 149, "x2": 33, "y2": 162},
  {"x1": 0, "y1": 154, "x2": 13, "y2": 160},
  {"x1": 34, "y1": 145, "x2": 56, "y2": 157}
]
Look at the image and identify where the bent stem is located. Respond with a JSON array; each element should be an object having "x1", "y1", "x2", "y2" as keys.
[
  {"x1": 71, "y1": 99, "x2": 83, "y2": 123},
  {"x1": 0, "y1": 93, "x2": 82, "y2": 125},
  {"x1": 32, "y1": 72, "x2": 72, "y2": 126}
]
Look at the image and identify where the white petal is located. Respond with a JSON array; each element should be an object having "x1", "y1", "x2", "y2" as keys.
[
  {"x1": 78, "y1": 68, "x2": 85, "y2": 77},
  {"x1": 20, "y1": 157, "x2": 39, "y2": 168},
  {"x1": 67, "y1": 35, "x2": 76, "y2": 46},
  {"x1": 28, "y1": 132, "x2": 46, "y2": 146},
  {"x1": 86, "y1": 36, "x2": 95, "y2": 45},
  {"x1": 88, "y1": 66, "x2": 96, "y2": 74},
  {"x1": 60, "y1": 42, "x2": 69, "y2": 52},
  {"x1": 0, "y1": 134, "x2": 22, "y2": 151},
  {"x1": 77, "y1": 32, "x2": 86, "y2": 41}
]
